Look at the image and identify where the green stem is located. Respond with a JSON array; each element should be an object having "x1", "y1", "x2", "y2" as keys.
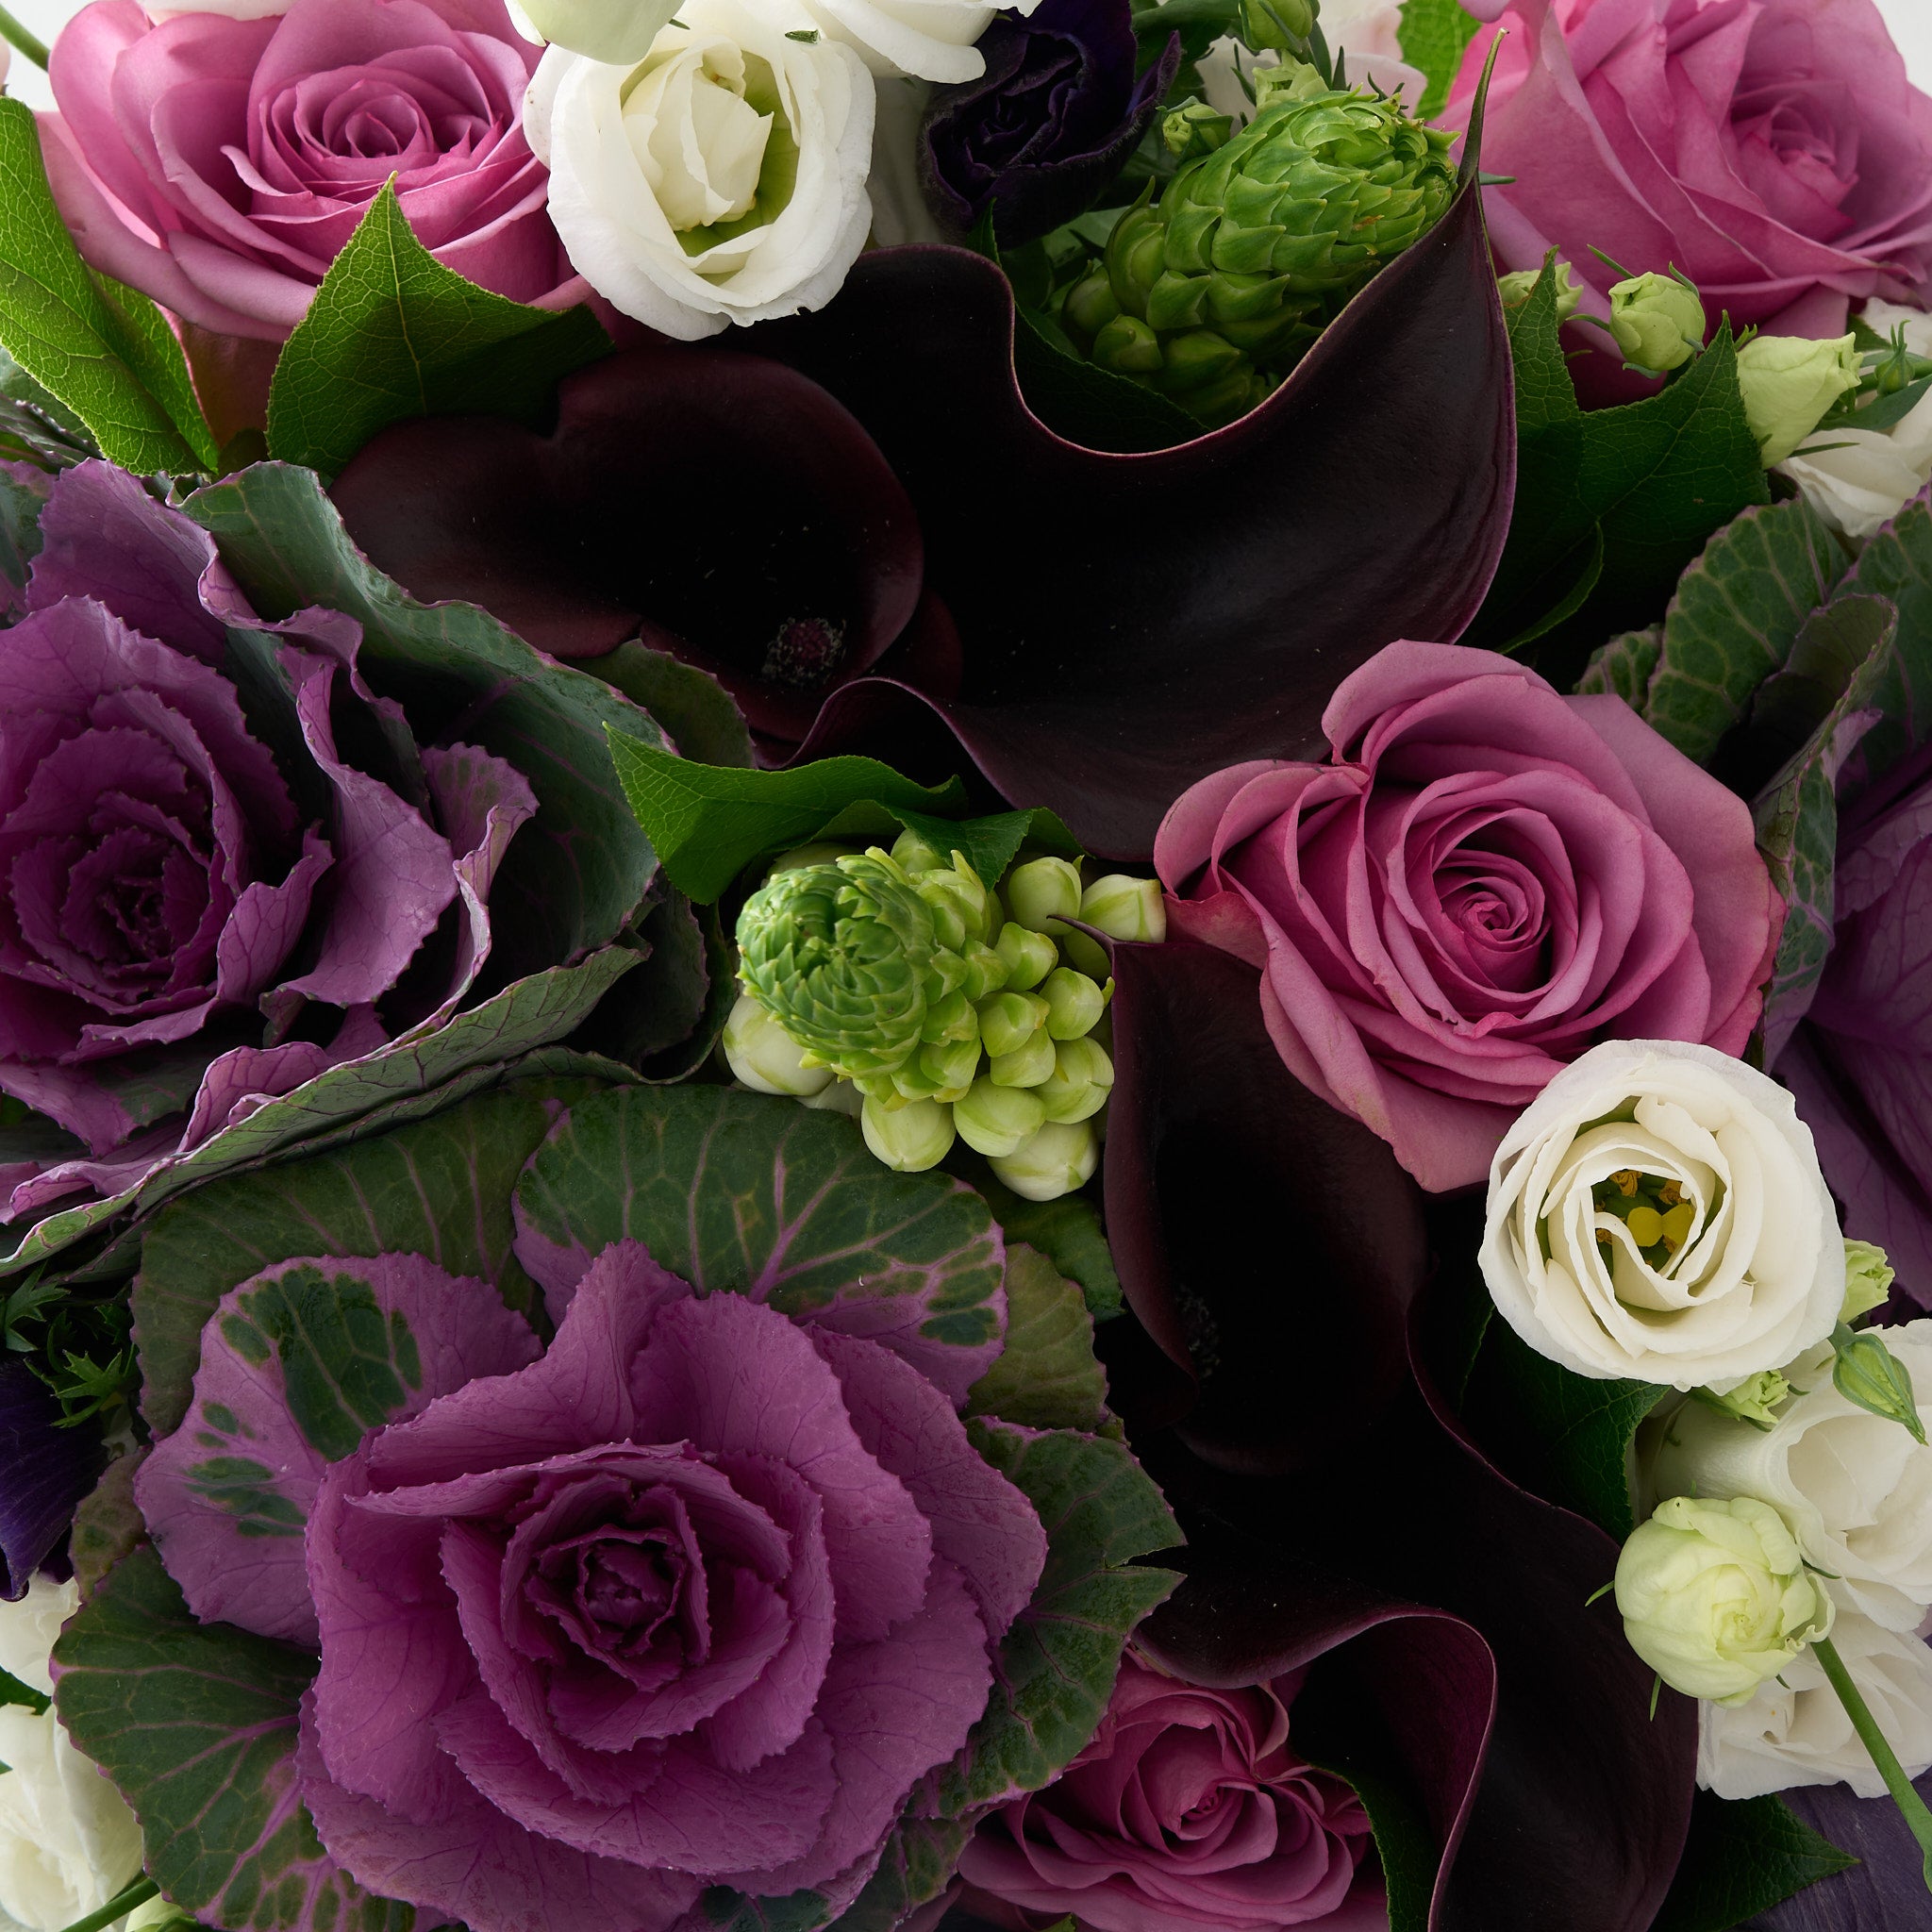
[
  {"x1": 0, "y1": 7, "x2": 48, "y2": 69},
  {"x1": 1815, "y1": 1634, "x2": 1932, "y2": 1892},
  {"x1": 54, "y1": 1876, "x2": 158, "y2": 1932}
]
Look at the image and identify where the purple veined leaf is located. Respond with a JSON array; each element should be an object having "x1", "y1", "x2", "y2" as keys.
[
  {"x1": 1755, "y1": 1775, "x2": 1932, "y2": 1930},
  {"x1": 0, "y1": 1359, "x2": 106, "y2": 1598}
]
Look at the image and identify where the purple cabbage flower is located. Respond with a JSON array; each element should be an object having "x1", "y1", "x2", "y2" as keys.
[
  {"x1": 0, "y1": 460, "x2": 536, "y2": 1222},
  {"x1": 919, "y1": 0, "x2": 1180, "y2": 245},
  {"x1": 137, "y1": 1238, "x2": 1048, "y2": 1932}
]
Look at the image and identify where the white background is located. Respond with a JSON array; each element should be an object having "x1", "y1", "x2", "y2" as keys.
[{"x1": 0, "y1": 0, "x2": 1927, "y2": 113}]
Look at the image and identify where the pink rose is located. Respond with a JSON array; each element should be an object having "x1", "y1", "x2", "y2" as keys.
[
  {"x1": 1155, "y1": 641, "x2": 1779, "y2": 1192},
  {"x1": 1444, "y1": 0, "x2": 1932, "y2": 359},
  {"x1": 957, "y1": 1657, "x2": 1379, "y2": 1932},
  {"x1": 42, "y1": 0, "x2": 579, "y2": 341}
]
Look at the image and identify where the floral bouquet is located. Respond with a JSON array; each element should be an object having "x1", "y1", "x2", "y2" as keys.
[{"x1": 0, "y1": 0, "x2": 1928, "y2": 1927}]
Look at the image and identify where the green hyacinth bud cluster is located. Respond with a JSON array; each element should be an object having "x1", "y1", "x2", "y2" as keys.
[
  {"x1": 726, "y1": 834, "x2": 1169, "y2": 1200},
  {"x1": 1058, "y1": 63, "x2": 1457, "y2": 427}
]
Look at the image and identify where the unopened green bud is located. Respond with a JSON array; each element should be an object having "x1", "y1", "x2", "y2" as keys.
[
  {"x1": 1163, "y1": 99, "x2": 1234, "y2": 161},
  {"x1": 1041, "y1": 967, "x2": 1108, "y2": 1041},
  {"x1": 921, "y1": 988, "x2": 978, "y2": 1046},
  {"x1": 1092, "y1": 313, "x2": 1165, "y2": 377},
  {"x1": 990, "y1": 1028, "x2": 1058, "y2": 1089},
  {"x1": 979, "y1": 990, "x2": 1048, "y2": 1058},
  {"x1": 1062, "y1": 271, "x2": 1121, "y2": 347},
  {"x1": 860, "y1": 1094, "x2": 955, "y2": 1172},
  {"x1": 1037, "y1": 1035, "x2": 1114, "y2": 1124},
  {"x1": 954, "y1": 1078, "x2": 1048, "y2": 1158},
  {"x1": 889, "y1": 826, "x2": 949, "y2": 874},
  {"x1": 991, "y1": 1119, "x2": 1100, "y2": 1202},
  {"x1": 960, "y1": 940, "x2": 1008, "y2": 1004},
  {"x1": 1690, "y1": 1370, "x2": 1791, "y2": 1432},
  {"x1": 1842, "y1": 1240, "x2": 1897, "y2": 1324},
  {"x1": 994, "y1": 922, "x2": 1058, "y2": 991},
  {"x1": 1058, "y1": 928, "x2": 1112, "y2": 979},
  {"x1": 723, "y1": 994, "x2": 835, "y2": 1097},
  {"x1": 801, "y1": 1078, "x2": 864, "y2": 1117},
  {"x1": 1498, "y1": 258, "x2": 1582, "y2": 323},
  {"x1": 919, "y1": 856, "x2": 993, "y2": 946},
  {"x1": 1738, "y1": 331, "x2": 1862, "y2": 464},
  {"x1": 1831, "y1": 1322, "x2": 1927, "y2": 1443},
  {"x1": 1079, "y1": 874, "x2": 1167, "y2": 942},
  {"x1": 1004, "y1": 858, "x2": 1083, "y2": 933},
  {"x1": 1239, "y1": 0, "x2": 1315, "y2": 55},
  {"x1": 1607, "y1": 272, "x2": 1707, "y2": 375},
  {"x1": 918, "y1": 1035, "x2": 981, "y2": 1102}
]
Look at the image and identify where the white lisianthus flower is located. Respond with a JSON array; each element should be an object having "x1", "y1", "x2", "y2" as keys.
[
  {"x1": 1199, "y1": 0, "x2": 1427, "y2": 121},
  {"x1": 1653, "y1": 1321, "x2": 1932, "y2": 1631},
  {"x1": 526, "y1": 5, "x2": 874, "y2": 341},
  {"x1": 795, "y1": 0, "x2": 1039, "y2": 84},
  {"x1": 1481, "y1": 1040, "x2": 1844, "y2": 1390},
  {"x1": 0, "y1": 1578, "x2": 143, "y2": 1932},
  {"x1": 1698, "y1": 1606, "x2": 1932, "y2": 1800}
]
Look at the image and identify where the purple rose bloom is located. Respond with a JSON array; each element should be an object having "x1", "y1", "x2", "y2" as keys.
[
  {"x1": 918, "y1": 0, "x2": 1180, "y2": 245},
  {"x1": 0, "y1": 460, "x2": 535, "y2": 1222},
  {"x1": 138, "y1": 1239, "x2": 1048, "y2": 1932}
]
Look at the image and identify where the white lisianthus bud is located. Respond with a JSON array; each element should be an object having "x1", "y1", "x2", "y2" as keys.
[
  {"x1": 860, "y1": 1094, "x2": 955, "y2": 1170},
  {"x1": 1480, "y1": 1040, "x2": 1843, "y2": 1389},
  {"x1": 0, "y1": 1578, "x2": 143, "y2": 1932},
  {"x1": 1698, "y1": 1606, "x2": 1932, "y2": 1801},
  {"x1": 1737, "y1": 332, "x2": 1862, "y2": 465},
  {"x1": 954, "y1": 1078, "x2": 1047, "y2": 1158},
  {"x1": 723, "y1": 994, "x2": 835, "y2": 1097},
  {"x1": 1842, "y1": 1240, "x2": 1897, "y2": 1324},
  {"x1": 519, "y1": 0, "x2": 679, "y2": 60},
  {"x1": 1079, "y1": 874, "x2": 1167, "y2": 943},
  {"x1": 791, "y1": 0, "x2": 1038, "y2": 83},
  {"x1": 1615, "y1": 1494, "x2": 1833, "y2": 1706},
  {"x1": 1652, "y1": 1320, "x2": 1932, "y2": 1631},
  {"x1": 1607, "y1": 272, "x2": 1707, "y2": 375},
  {"x1": 991, "y1": 1119, "x2": 1099, "y2": 1201},
  {"x1": 1004, "y1": 858, "x2": 1083, "y2": 934},
  {"x1": 526, "y1": 7, "x2": 874, "y2": 341}
]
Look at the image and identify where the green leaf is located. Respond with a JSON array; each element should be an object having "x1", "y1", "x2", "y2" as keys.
[
  {"x1": 586, "y1": 641, "x2": 756, "y2": 771},
  {"x1": 965, "y1": 1166, "x2": 1124, "y2": 1320},
  {"x1": 1398, "y1": 0, "x2": 1482, "y2": 121},
  {"x1": 826, "y1": 1817, "x2": 973, "y2": 1932},
  {"x1": 53, "y1": 1547, "x2": 418, "y2": 1932},
  {"x1": 1651, "y1": 1790, "x2": 1855, "y2": 1932},
  {"x1": 0, "y1": 101, "x2": 216, "y2": 475},
  {"x1": 1577, "y1": 625, "x2": 1664, "y2": 710},
  {"x1": 966, "y1": 1243, "x2": 1109, "y2": 1431},
  {"x1": 0, "y1": 1662, "x2": 47, "y2": 1717},
  {"x1": 70, "y1": 1451, "x2": 145, "y2": 1600},
  {"x1": 132, "y1": 1076, "x2": 616, "y2": 1436},
  {"x1": 264, "y1": 183, "x2": 610, "y2": 480},
  {"x1": 0, "y1": 458, "x2": 44, "y2": 608},
  {"x1": 185, "y1": 463, "x2": 664, "y2": 980},
  {"x1": 930, "y1": 1420, "x2": 1181, "y2": 1813},
  {"x1": 1010, "y1": 304, "x2": 1205, "y2": 456},
  {"x1": 512, "y1": 1085, "x2": 1007, "y2": 1388}
]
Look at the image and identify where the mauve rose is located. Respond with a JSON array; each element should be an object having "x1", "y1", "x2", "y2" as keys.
[
  {"x1": 1155, "y1": 641, "x2": 1779, "y2": 1192},
  {"x1": 957, "y1": 1657, "x2": 1380, "y2": 1932},
  {"x1": 41, "y1": 0, "x2": 578, "y2": 341},
  {"x1": 1442, "y1": 0, "x2": 1932, "y2": 367}
]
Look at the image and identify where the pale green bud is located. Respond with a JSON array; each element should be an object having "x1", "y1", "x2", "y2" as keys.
[
  {"x1": 991, "y1": 1119, "x2": 1100, "y2": 1202},
  {"x1": 800, "y1": 1078, "x2": 864, "y2": 1116},
  {"x1": 1005, "y1": 858, "x2": 1083, "y2": 932},
  {"x1": 1690, "y1": 1370, "x2": 1791, "y2": 1431},
  {"x1": 919, "y1": 856, "x2": 994, "y2": 946},
  {"x1": 128, "y1": 1903, "x2": 202, "y2": 1932},
  {"x1": 723, "y1": 994, "x2": 834, "y2": 1098},
  {"x1": 1830, "y1": 1322, "x2": 1927, "y2": 1444},
  {"x1": 1041, "y1": 967, "x2": 1108, "y2": 1041},
  {"x1": 860, "y1": 1095, "x2": 955, "y2": 1172},
  {"x1": 889, "y1": 827, "x2": 949, "y2": 874},
  {"x1": 990, "y1": 1028, "x2": 1058, "y2": 1089},
  {"x1": 918, "y1": 1035, "x2": 981, "y2": 1103},
  {"x1": 1037, "y1": 1036, "x2": 1114, "y2": 1124},
  {"x1": 1738, "y1": 331, "x2": 1862, "y2": 464},
  {"x1": 1614, "y1": 1494, "x2": 1833, "y2": 1706},
  {"x1": 1607, "y1": 272, "x2": 1707, "y2": 375},
  {"x1": 520, "y1": 0, "x2": 679, "y2": 61},
  {"x1": 954, "y1": 1078, "x2": 1048, "y2": 1157},
  {"x1": 1239, "y1": 0, "x2": 1314, "y2": 53},
  {"x1": 1842, "y1": 1240, "x2": 1897, "y2": 1324},
  {"x1": 961, "y1": 940, "x2": 1008, "y2": 1004},
  {"x1": 1058, "y1": 928, "x2": 1113, "y2": 980},
  {"x1": 994, "y1": 921, "x2": 1058, "y2": 991},
  {"x1": 980, "y1": 991, "x2": 1049, "y2": 1058},
  {"x1": 1078, "y1": 874, "x2": 1167, "y2": 943},
  {"x1": 1498, "y1": 258, "x2": 1583, "y2": 323},
  {"x1": 921, "y1": 988, "x2": 978, "y2": 1046},
  {"x1": 1163, "y1": 99, "x2": 1235, "y2": 161}
]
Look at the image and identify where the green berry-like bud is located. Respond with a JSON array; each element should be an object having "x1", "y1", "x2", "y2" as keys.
[
  {"x1": 1041, "y1": 966, "x2": 1108, "y2": 1041},
  {"x1": 991, "y1": 1119, "x2": 1100, "y2": 1202},
  {"x1": 1079, "y1": 874, "x2": 1167, "y2": 942},
  {"x1": 1058, "y1": 928, "x2": 1112, "y2": 980},
  {"x1": 995, "y1": 922, "x2": 1058, "y2": 991},
  {"x1": 1006, "y1": 858, "x2": 1083, "y2": 932},
  {"x1": 1842, "y1": 1239, "x2": 1897, "y2": 1324},
  {"x1": 1830, "y1": 1322, "x2": 1927, "y2": 1444},
  {"x1": 1239, "y1": 0, "x2": 1314, "y2": 54},
  {"x1": 954, "y1": 1077, "x2": 1048, "y2": 1158},
  {"x1": 1092, "y1": 313, "x2": 1166, "y2": 377},
  {"x1": 1689, "y1": 1370, "x2": 1790, "y2": 1432},
  {"x1": 981, "y1": 990, "x2": 1048, "y2": 1058},
  {"x1": 1737, "y1": 331, "x2": 1862, "y2": 464},
  {"x1": 1163, "y1": 99, "x2": 1234, "y2": 160},
  {"x1": 919, "y1": 855, "x2": 994, "y2": 946},
  {"x1": 919, "y1": 1035, "x2": 982, "y2": 1102},
  {"x1": 723, "y1": 993, "x2": 836, "y2": 1097},
  {"x1": 921, "y1": 988, "x2": 978, "y2": 1046},
  {"x1": 1607, "y1": 272, "x2": 1706, "y2": 375},
  {"x1": 1062, "y1": 271, "x2": 1121, "y2": 349},
  {"x1": 1498, "y1": 258, "x2": 1582, "y2": 323},
  {"x1": 861, "y1": 1094, "x2": 955, "y2": 1172},
  {"x1": 961, "y1": 940, "x2": 1009, "y2": 1004},
  {"x1": 890, "y1": 827, "x2": 949, "y2": 874},
  {"x1": 990, "y1": 1028, "x2": 1058, "y2": 1089},
  {"x1": 1037, "y1": 1035, "x2": 1114, "y2": 1124}
]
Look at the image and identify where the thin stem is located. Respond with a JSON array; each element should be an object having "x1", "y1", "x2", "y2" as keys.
[
  {"x1": 0, "y1": 7, "x2": 48, "y2": 69},
  {"x1": 1815, "y1": 1635, "x2": 1932, "y2": 1892},
  {"x1": 54, "y1": 1876, "x2": 158, "y2": 1932}
]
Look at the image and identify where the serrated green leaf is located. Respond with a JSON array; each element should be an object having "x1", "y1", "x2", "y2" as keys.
[
  {"x1": 1651, "y1": 1790, "x2": 1855, "y2": 1932},
  {"x1": 930, "y1": 1420, "x2": 1181, "y2": 1813},
  {"x1": 968, "y1": 1169, "x2": 1124, "y2": 1321},
  {"x1": 966, "y1": 1243, "x2": 1109, "y2": 1431},
  {"x1": 586, "y1": 641, "x2": 756, "y2": 771},
  {"x1": 0, "y1": 101, "x2": 214, "y2": 475},
  {"x1": 1578, "y1": 625, "x2": 1663, "y2": 708},
  {"x1": 1398, "y1": 0, "x2": 1482, "y2": 120},
  {"x1": 54, "y1": 1547, "x2": 419, "y2": 1932},
  {"x1": 264, "y1": 183, "x2": 610, "y2": 480},
  {"x1": 1011, "y1": 304, "x2": 1205, "y2": 455}
]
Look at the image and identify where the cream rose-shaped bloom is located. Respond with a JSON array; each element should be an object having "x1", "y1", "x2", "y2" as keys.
[
  {"x1": 1698, "y1": 1606, "x2": 1932, "y2": 1801},
  {"x1": 0, "y1": 1578, "x2": 143, "y2": 1932},
  {"x1": 1482, "y1": 1040, "x2": 1843, "y2": 1390},
  {"x1": 1653, "y1": 1321, "x2": 1932, "y2": 1631},
  {"x1": 526, "y1": 3, "x2": 874, "y2": 339}
]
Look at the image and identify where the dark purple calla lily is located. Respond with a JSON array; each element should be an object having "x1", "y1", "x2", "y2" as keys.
[
  {"x1": 0, "y1": 1362, "x2": 105, "y2": 1599},
  {"x1": 918, "y1": 0, "x2": 1181, "y2": 244}
]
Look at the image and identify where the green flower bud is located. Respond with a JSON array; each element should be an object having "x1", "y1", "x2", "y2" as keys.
[
  {"x1": 1239, "y1": 0, "x2": 1315, "y2": 55},
  {"x1": 991, "y1": 1119, "x2": 1101, "y2": 1202},
  {"x1": 1041, "y1": 966, "x2": 1108, "y2": 1041},
  {"x1": 860, "y1": 1095, "x2": 955, "y2": 1172},
  {"x1": 1830, "y1": 1322, "x2": 1927, "y2": 1444},
  {"x1": 981, "y1": 990, "x2": 1049, "y2": 1058},
  {"x1": 1062, "y1": 271, "x2": 1122, "y2": 349},
  {"x1": 1614, "y1": 1494, "x2": 1833, "y2": 1706},
  {"x1": 994, "y1": 921, "x2": 1058, "y2": 991},
  {"x1": 889, "y1": 827, "x2": 949, "y2": 874},
  {"x1": 1738, "y1": 332, "x2": 1863, "y2": 464},
  {"x1": 1607, "y1": 272, "x2": 1707, "y2": 375},
  {"x1": 991, "y1": 1028, "x2": 1058, "y2": 1089},
  {"x1": 722, "y1": 994, "x2": 835, "y2": 1098},
  {"x1": 1690, "y1": 1370, "x2": 1791, "y2": 1432},
  {"x1": 1058, "y1": 928, "x2": 1113, "y2": 980},
  {"x1": 737, "y1": 853, "x2": 935, "y2": 1081},
  {"x1": 921, "y1": 988, "x2": 978, "y2": 1046},
  {"x1": 1498, "y1": 258, "x2": 1582, "y2": 323},
  {"x1": 961, "y1": 940, "x2": 1009, "y2": 1004},
  {"x1": 955, "y1": 1078, "x2": 1049, "y2": 1157},
  {"x1": 801, "y1": 1078, "x2": 864, "y2": 1117},
  {"x1": 1092, "y1": 313, "x2": 1167, "y2": 377},
  {"x1": 919, "y1": 1035, "x2": 982, "y2": 1103},
  {"x1": 1842, "y1": 1240, "x2": 1897, "y2": 1324},
  {"x1": 1006, "y1": 858, "x2": 1084, "y2": 932},
  {"x1": 1079, "y1": 874, "x2": 1167, "y2": 942},
  {"x1": 1037, "y1": 1035, "x2": 1114, "y2": 1124},
  {"x1": 521, "y1": 0, "x2": 678, "y2": 63},
  {"x1": 1163, "y1": 99, "x2": 1235, "y2": 161},
  {"x1": 918, "y1": 855, "x2": 994, "y2": 946}
]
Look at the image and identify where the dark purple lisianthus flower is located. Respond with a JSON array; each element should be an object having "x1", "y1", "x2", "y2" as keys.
[
  {"x1": 138, "y1": 1240, "x2": 1047, "y2": 1932},
  {"x1": 919, "y1": 0, "x2": 1180, "y2": 244},
  {"x1": 958, "y1": 1655, "x2": 1379, "y2": 1931},
  {"x1": 0, "y1": 460, "x2": 534, "y2": 1221}
]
